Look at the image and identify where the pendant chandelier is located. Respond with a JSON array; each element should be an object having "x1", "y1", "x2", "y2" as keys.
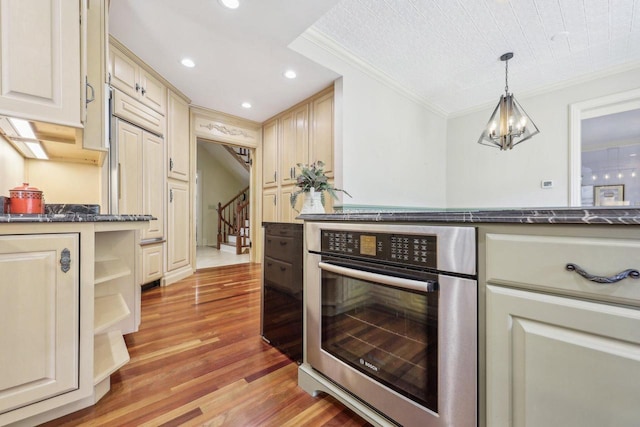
[{"x1": 478, "y1": 52, "x2": 539, "y2": 150}]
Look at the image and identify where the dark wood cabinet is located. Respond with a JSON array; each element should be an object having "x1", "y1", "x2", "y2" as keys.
[{"x1": 261, "y1": 223, "x2": 303, "y2": 363}]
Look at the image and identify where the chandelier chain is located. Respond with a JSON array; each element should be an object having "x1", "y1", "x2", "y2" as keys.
[{"x1": 504, "y1": 57, "x2": 509, "y2": 95}]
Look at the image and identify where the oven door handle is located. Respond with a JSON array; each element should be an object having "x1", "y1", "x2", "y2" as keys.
[{"x1": 318, "y1": 261, "x2": 438, "y2": 293}]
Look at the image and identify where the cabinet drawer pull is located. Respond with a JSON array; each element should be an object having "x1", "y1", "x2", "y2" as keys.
[
  {"x1": 280, "y1": 266, "x2": 287, "y2": 271},
  {"x1": 60, "y1": 248, "x2": 71, "y2": 273},
  {"x1": 279, "y1": 241, "x2": 287, "y2": 246},
  {"x1": 566, "y1": 263, "x2": 640, "y2": 284}
]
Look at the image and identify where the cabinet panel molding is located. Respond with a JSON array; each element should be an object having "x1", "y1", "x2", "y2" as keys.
[
  {"x1": 0, "y1": 0, "x2": 81, "y2": 126},
  {"x1": 487, "y1": 284, "x2": 640, "y2": 427},
  {"x1": 0, "y1": 233, "x2": 79, "y2": 415}
]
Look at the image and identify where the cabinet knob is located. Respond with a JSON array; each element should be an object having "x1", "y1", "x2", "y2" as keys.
[
  {"x1": 135, "y1": 83, "x2": 141, "y2": 92},
  {"x1": 566, "y1": 263, "x2": 640, "y2": 284},
  {"x1": 141, "y1": 87, "x2": 146, "y2": 96}
]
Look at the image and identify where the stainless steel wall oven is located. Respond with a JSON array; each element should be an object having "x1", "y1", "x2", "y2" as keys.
[{"x1": 304, "y1": 222, "x2": 477, "y2": 427}]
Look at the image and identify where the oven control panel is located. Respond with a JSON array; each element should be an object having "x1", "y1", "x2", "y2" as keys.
[{"x1": 321, "y1": 230, "x2": 437, "y2": 268}]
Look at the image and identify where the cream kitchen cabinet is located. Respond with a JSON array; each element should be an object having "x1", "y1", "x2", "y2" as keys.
[
  {"x1": 109, "y1": 41, "x2": 166, "y2": 115},
  {"x1": 115, "y1": 118, "x2": 164, "y2": 285},
  {"x1": 167, "y1": 90, "x2": 190, "y2": 182},
  {"x1": 262, "y1": 187, "x2": 278, "y2": 223},
  {"x1": 115, "y1": 119, "x2": 164, "y2": 238},
  {"x1": 261, "y1": 85, "x2": 334, "y2": 223},
  {"x1": 484, "y1": 231, "x2": 640, "y2": 427},
  {"x1": 0, "y1": 233, "x2": 81, "y2": 418},
  {"x1": 262, "y1": 119, "x2": 278, "y2": 188},
  {"x1": 280, "y1": 104, "x2": 309, "y2": 186},
  {"x1": 0, "y1": 0, "x2": 81, "y2": 127},
  {"x1": 309, "y1": 89, "x2": 334, "y2": 178},
  {"x1": 82, "y1": 0, "x2": 110, "y2": 154},
  {"x1": 167, "y1": 180, "x2": 190, "y2": 273}
]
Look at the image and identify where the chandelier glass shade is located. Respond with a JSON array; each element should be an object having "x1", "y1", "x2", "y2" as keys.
[{"x1": 478, "y1": 52, "x2": 539, "y2": 150}]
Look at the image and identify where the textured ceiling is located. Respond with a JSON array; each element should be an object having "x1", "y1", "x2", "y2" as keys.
[
  {"x1": 312, "y1": 0, "x2": 640, "y2": 115},
  {"x1": 109, "y1": 0, "x2": 640, "y2": 122}
]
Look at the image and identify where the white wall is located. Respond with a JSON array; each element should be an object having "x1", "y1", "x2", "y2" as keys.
[
  {"x1": 291, "y1": 33, "x2": 448, "y2": 208},
  {"x1": 0, "y1": 137, "x2": 25, "y2": 196},
  {"x1": 447, "y1": 68, "x2": 640, "y2": 208},
  {"x1": 197, "y1": 143, "x2": 249, "y2": 246}
]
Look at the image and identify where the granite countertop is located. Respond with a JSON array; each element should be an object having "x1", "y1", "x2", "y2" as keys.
[
  {"x1": 0, "y1": 202, "x2": 153, "y2": 223},
  {"x1": 299, "y1": 207, "x2": 640, "y2": 225},
  {"x1": 0, "y1": 213, "x2": 154, "y2": 223}
]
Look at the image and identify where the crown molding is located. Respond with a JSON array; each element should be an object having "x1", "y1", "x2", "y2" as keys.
[{"x1": 301, "y1": 27, "x2": 448, "y2": 118}]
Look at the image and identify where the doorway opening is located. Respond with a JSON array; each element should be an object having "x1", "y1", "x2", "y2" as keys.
[
  {"x1": 195, "y1": 138, "x2": 253, "y2": 269},
  {"x1": 569, "y1": 89, "x2": 640, "y2": 206}
]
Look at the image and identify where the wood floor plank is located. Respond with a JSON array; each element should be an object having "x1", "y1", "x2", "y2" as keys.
[{"x1": 43, "y1": 263, "x2": 371, "y2": 427}]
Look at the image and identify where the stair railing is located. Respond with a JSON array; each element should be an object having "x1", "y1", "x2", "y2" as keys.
[{"x1": 217, "y1": 186, "x2": 250, "y2": 254}]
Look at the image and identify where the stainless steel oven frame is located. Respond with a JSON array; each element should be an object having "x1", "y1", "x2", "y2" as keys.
[{"x1": 301, "y1": 222, "x2": 477, "y2": 427}]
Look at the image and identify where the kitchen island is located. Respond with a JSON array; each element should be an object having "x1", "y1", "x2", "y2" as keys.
[
  {"x1": 0, "y1": 214, "x2": 151, "y2": 426},
  {"x1": 298, "y1": 207, "x2": 640, "y2": 427}
]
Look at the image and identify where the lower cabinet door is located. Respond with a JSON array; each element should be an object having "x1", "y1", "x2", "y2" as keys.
[
  {"x1": 486, "y1": 285, "x2": 640, "y2": 427},
  {"x1": 167, "y1": 180, "x2": 190, "y2": 271},
  {"x1": 0, "y1": 234, "x2": 80, "y2": 415},
  {"x1": 141, "y1": 242, "x2": 163, "y2": 284}
]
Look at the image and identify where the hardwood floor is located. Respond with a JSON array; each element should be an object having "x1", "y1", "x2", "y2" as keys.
[{"x1": 44, "y1": 263, "x2": 371, "y2": 426}]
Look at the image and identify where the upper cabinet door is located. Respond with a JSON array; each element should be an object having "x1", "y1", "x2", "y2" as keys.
[
  {"x1": 167, "y1": 90, "x2": 190, "y2": 181},
  {"x1": 262, "y1": 119, "x2": 278, "y2": 188},
  {"x1": 280, "y1": 104, "x2": 308, "y2": 186},
  {"x1": 309, "y1": 90, "x2": 334, "y2": 177},
  {"x1": 139, "y1": 69, "x2": 166, "y2": 114},
  {"x1": 109, "y1": 44, "x2": 166, "y2": 115},
  {"x1": 109, "y1": 46, "x2": 139, "y2": 101},
  {"x1": 0, "y1": 0, "x2": 81, "y2": 127}
]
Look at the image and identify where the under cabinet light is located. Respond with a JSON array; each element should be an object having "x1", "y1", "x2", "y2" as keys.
[
  {"x1": 8, "y1": 117, "x2": 36, "y2": 139},
  {"x1": 25, "y1": 141, "x2": 48, "y2": 160}
]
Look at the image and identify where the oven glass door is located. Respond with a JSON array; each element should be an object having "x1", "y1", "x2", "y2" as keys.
[{"x1": 319, "y1": 261, "x2": 439, "y2": 413}]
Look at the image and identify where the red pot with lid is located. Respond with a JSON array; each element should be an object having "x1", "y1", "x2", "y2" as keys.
[{"x1": 9, "y1": 183, "x2": 44, "y2": 214}]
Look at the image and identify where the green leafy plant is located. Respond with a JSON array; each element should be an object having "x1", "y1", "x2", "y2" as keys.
[{"x1": 290, "y1": 161, "x2": 351, "y2": 211}]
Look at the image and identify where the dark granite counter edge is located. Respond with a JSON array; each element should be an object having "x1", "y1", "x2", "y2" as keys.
[
  {"x1": 298, "y1": 208, "x2": 640, "y2": 225},
  {"x1": 0, "y1": 213, "x2": 154, "y2": 223}
]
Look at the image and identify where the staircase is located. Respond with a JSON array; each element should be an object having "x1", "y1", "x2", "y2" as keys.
[
  {"x1": 223, "y1": 145, "x2": 251, "y2": 172},
  {"x1": 217, "y1": 186, "x2": 250, "y2": 255}
]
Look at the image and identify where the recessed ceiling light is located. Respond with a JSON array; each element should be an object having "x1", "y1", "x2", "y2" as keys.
[
  {"x1": 630, "y1": 153, "x2": 637, "y2": 157},
  {"x1": 284, "y1": 70, "x2": 297, "y2": 79},
  {"x1": 241, "y1": 102, "x2": 252, "y2": 109},
  {"x1": 181, "y1": 58, "x2": 195, "y2": 68},
  {"x1": 219, "y1": 0, "x2": 239, "y2": 9}
]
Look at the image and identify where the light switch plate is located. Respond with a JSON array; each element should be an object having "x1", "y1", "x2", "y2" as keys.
[{"x1": 541, "y1": 180, "x2": 554, "y2": 189}]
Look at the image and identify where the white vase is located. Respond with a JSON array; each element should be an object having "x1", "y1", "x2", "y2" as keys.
[{"x1": 301, "y1": 188, "x2": 325, "y2": 214}]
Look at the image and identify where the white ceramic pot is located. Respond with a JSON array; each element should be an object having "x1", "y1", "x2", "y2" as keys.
[{"x1": 301, "y1": 188, "x2": 325, "y2": 214}]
